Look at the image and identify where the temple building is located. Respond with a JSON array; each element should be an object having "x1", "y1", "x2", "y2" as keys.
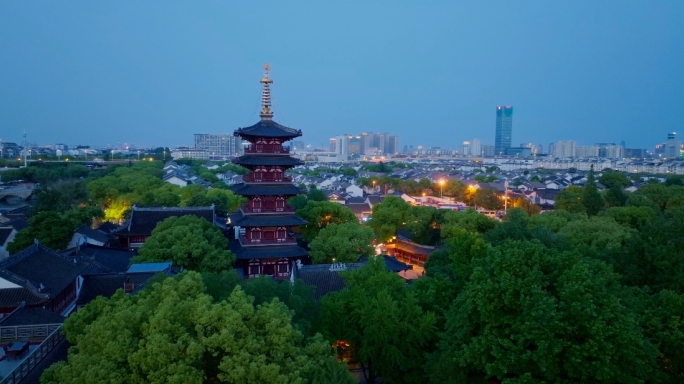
[{"x1": 228, "y1": 64, "x2": 309, "y2": 279}]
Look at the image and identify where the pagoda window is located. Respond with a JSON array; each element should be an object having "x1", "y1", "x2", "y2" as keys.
[
  {"x1": 255, "y1": 139, "x2": 267, "y2": 153},
  {"x1": 250, "y1": 228, "x2": 261, "y2": 243},
  {"x1": 276, "y1": 227, "x2": 287, "y2": 242},
  {"x1": 277, "y1": 258, "x2": 289, "y2": 276},
  {"x1": 252, "y1": 197, "x2": 262, "y2": 212},
  {"x1": 253, "y1": 166, "x2": 267, "y2": 181},
  {"x1": 262, "y1": 261, "x2": 276, "y2": 276},
  {"x1": 276, "y1": 197, "x2": 285, "y2": 211},
  {"x1": 248, "y1": 260, "x2": 261, "y2": 277},
  {"x1": 270, "y1": 167, "x2": 284, "y2": 181}
]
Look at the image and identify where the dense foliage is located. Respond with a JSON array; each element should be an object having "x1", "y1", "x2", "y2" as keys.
[
  {"x1": 309, "y1": 222, "x2": 374, "y2": 263},
  {"x1": 296, "y1": 200, "x2": 357, "y2": 242},
  {"x1": 43, "y1": 272, "x2": 353, "y2": 384},
  {"x1": 133, "y1": 215, "x2": 235, "y2": 273},
  {"x1": 25, "y1": 160, "x2": 684, "y2": 383}
]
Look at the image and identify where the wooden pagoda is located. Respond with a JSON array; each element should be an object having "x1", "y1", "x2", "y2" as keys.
[{"x1": 229, "y1": 64, "x2": 309, "y2": 279}]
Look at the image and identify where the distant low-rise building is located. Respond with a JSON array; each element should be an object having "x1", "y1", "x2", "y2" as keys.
[{"x1": 170, "y1": 147, "x2": 209, "y2": 160}]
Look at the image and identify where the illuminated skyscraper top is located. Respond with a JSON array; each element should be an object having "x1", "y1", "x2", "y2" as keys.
[{"x1": 495, "y1": 106, "x2": 513, "y2": 156}]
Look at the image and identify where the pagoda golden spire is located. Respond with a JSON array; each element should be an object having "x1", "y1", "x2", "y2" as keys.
[{"x1": 259, "y1": 63, "x2": 274, "y2": 120}]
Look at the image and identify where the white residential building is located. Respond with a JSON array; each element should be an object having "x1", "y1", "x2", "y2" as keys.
[{"x1": 553, "y1": 141, "x2": 576, "y2": 158}]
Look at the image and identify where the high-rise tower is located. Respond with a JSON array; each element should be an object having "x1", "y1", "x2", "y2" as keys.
[
  {"x1": 228, "y1": 64, "x2": 309, "y2": 279},
  {"x1": 495, "y1": 106, "x2": 513, "y2": 156}
]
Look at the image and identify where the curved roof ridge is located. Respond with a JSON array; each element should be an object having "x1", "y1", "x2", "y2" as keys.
[{"x1": 235, "y1": 119, "x2": 302, "y2": 139}]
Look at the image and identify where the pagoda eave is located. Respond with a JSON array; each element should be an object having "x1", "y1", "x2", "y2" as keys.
[
  {"x1": 230, "y1": 183, "x2": 305, "y2": 197},
  {"x1": 229, "y1": 241, "x2": 309, "y2": 260},
  {"x1": 233, "y1": 155, "x2": 304, "y2": 167},
  {"x1": 229, "y1": 211, "x2": 307, "y2": 227}
]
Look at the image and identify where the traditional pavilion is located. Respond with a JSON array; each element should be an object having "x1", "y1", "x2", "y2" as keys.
[{"x1": 228, "y1": 64, "x2": 309, "y2": 279}]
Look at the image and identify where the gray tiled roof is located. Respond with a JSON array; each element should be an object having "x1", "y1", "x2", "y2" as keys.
[
  {"x1": 77, "y1": 274, "x2": 126, "y2": 306},
  {"x1": 235, "y1": 119, "x2": 302, "y2": 139},
  {"x1": 75, "y1": 244, "x2": 136, "y2": 274},
  {"x1": 294, "y1": 256, "x2": 411, "y2": 299},
  {"x1": 0, "y1": 227, "x2": 14, "y2": 245},
  {"x1": 5, "y1": 218, "x2": 29, "y2": 231},
  {"x1": 114, "y1": 206, "x2": 215, "y2": 236},
  {"x1": 1, "y1": 245, "x2": 85, "y2": 298},
  {"x1": 229, "y1": 212, "x2": 306, "y2": 227},
  {"x1": 233, "y1": 155, "x2": 303, "y2": 167},
  {"x1": 229, "y1": 240, "x2": 309, "y2": 260},
  {"x1": 230, "y1": 183, "x2": 304, "y2": 196},
  {"x1": 74, "y1": 224, "x2": 111, "y2": 244},
  {"x1": 0, "y1": 307, "x2": 65, "y2": 326}
]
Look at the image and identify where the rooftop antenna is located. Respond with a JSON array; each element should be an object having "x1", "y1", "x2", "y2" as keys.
[{"x1": 259, "y1": 63, "x2": 274, "y2": 121}]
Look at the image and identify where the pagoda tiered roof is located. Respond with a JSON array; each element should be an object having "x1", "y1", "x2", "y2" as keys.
[
  {"x1": 229, "y1": 240, "x2": 309, "y2": 260},
  {"x1": 229, "y1": 211, "x2": 306, "y2": 227},
  {"x1": 234, "y1": 119, "x2": 302, "y2": 140},
  {"x1": 233, "y1": 155, "x2": 303, "y2": 167},
  {"x1": 230, "y1": 183, "x2": 304, "y2": 196}
]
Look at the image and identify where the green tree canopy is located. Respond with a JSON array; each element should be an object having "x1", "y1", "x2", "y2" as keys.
[
  {"x1": 441, "y1": 208, "x2": 498, "y2": 236},
  {"x1": 404, "y1": 205, "x2": 445, "y2": 245},
  {"x1": 599, "y1": 171, "x2": 632, "y2": 189},
  {"x1": 309, "y1": 222, "x2": 374, "y2": 264},
  {"x1": 367, "y1": 196, "x2": 410, "y2": 242},
  {"x1": 184, "y1": 188, "x2": 243, "y2": 216},
  {"x1": 33, "y1": 180, "x2": 89, "y2": 213},
  {"x1": 555, "y1": 185, "x2": 586, "y2": 213},
  {"x1": 582, "y1": 165, "x2": 604, "y2": 216},
  {"x1": 43, "y1": 272, "x2": 352, "y2": 384},
  {"x1": 473, "y1": 187, "x2": 503, "y2": 210},
  {"x1": 427, "y1": 240, "x2": 654, "y2": 383},
  {"x1": 297, "y1": 201, "x2": 358, "y2": 242},
  {"x1": 133, "y1": 215, "x2": 235, "y2": 273},
  {"x1": 632, "y1": 183, "x2": 672, "y2": 211},
  {"x1": 321, "y1": 257, "x2": 436, "y2": 383},
  {"x1": 7, "y1": 206, "x2": 103, "y2": 254}
]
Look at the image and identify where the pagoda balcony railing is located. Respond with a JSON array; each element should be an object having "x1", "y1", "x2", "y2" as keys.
[
  {"x1": 241, "y1": 205, "x2": 295, "y2": 214},
  {"x1": 244, "y1": 145, "x2": 290, "y2": 154},
  {"x1": 239, "y1": 235, "x2": 297, "y2": 246},
  {"x1": 243, "y1": 174, "x2": 293, "y2": 183}
]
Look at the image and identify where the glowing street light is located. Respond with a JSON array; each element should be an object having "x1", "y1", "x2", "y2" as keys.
[{"x1": 439, "y1": 179, "x2": 445, "y2": 198}]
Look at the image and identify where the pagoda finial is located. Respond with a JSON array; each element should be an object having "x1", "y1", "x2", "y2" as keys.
[{"x1": 259, "y1": 63, "x2": 273, "y2": 120}]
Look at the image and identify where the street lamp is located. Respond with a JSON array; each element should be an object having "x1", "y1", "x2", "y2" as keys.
[
  {"x1": 439, "y1": 179, "x2": 445, "y2": 198},
  {"x1": 467, "y1": 184, "x2": 476, "y2": 207}
]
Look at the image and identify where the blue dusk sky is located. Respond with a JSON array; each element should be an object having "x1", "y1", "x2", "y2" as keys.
[{"x1": 1, "y1": 1, "x2": 682, "y2": 150}]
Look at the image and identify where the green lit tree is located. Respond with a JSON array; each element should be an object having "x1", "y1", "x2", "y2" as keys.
[
  {"x1": 309, "y1": 222, "x2": 374, "y2": 264},
  {"x1": 296, "y1": 201, "x2": 357, "y2": 242},
  {"x1": 133, "y1": 215, "x2": 234, "y2": 273}
]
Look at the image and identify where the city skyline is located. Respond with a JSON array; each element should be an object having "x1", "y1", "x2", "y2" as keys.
[{"x1": 1, "y1": 2, "x2": 683, "y2": 149}]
